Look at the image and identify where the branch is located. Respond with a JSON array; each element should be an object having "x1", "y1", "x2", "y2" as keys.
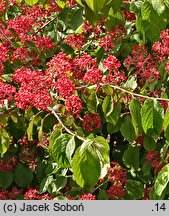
[
  {"x1": 0, "y1": 27, "x2": 15, "y2": 48},
  {"x1": 76, "y1": 83, "x2": 169, "y2": 102},
  {"x1": 49, "y1": 108, "x2": 86, "y2": 142},
  {"x1": 32, "y1": 16, "x2": 58, "y2": 36},
  {"x1": 105, "y1": 83, "x2": 169, "y2": 102}
]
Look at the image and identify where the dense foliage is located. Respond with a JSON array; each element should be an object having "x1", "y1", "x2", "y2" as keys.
[{"x1": 0, "y1": 0, "x2": 169, "y2": 200}]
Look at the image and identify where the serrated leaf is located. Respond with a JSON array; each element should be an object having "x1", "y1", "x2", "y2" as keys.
[
  {"x1": 102, "y1": 95, "x2": 114, "y2": 117},
  {"x1": 111, "y1": 0, "x2": 123, "y2": 12},
  {"x1": 49, "y1": 126, "x2": 62, "y2": 150},
  {"x1": 36, "y1": 162, "x2": 48, "y2": 183},
  {"x1": 14, "y1": 164, "x2": 33, "y2": 188},
  {"x1": 25, "y1": 0, "x2": 39, "y2": 6},
  {"x1": 141, "y1": 1, "x2": 167, "y2": 43},
  {"x1": 120, "y1": 115, "x2": 137, "y2": 142},
  {"x1": 54, "y1": 176, "x2": 67, "y2": 192},
  {"x1": 93, "y1": 136, "x2": 110, "y2": 164},
  {"x1": 150, "y1": 164, "x2": 169, "y2": 199},
  {"x1": 27, "y1": 118, "x2": 34, "y2": 141},
  {"x1": 0, "y1": 126, "x2": 10, "y2": 155},
  {"x1": 126, "y1": 180, "x2": 144, "y2": 199},
  {"x1": 123, "y1": 76, "x2": 137, "y2": 90},
  {"x1": 143, "y1": 135, "x2": 156, "y2": 151},
  {"x1": 66, "y1": 136, "x2": 76, "y2": 163},
  {"x1": 141, "y1": 99, "x2": 164, "y2": 136},
  {"x1": 163, "y1": 107, "x2": 169, "y2": 133},
  {"x1": 98, "y1": 190, "x2": 108, "y2": 200},
  {"x1": 40, "y1": 176, "x2": 54, "y2": 194},
  {"x1": 0, "y1": 170, "x2": 13, "y2": 189},
  {"x1": 70, "y1": 8, "x2": 83, "y2": 32},
  {"x1": 148, "y1": 0, "x2": 165, "y2": 15},
  {"x1": 50, "y1": 134, "x2": 72, "y2": 168},
  {"x1": 102, "y1": 85, "x2": 113, "y2": 95},
  {"x1": 129, "y1": 98, "x2": 143, "y2": 136},
  {"x1": 123, "y1": 146, "x2": 140, "y2": 170},
  {"x1": 79, "y1": 139, "x2": 94, "y2": 155},
  {"x1": 105, "y1": 102, "x2": 121, "y2": 126},
  {"x1": 72, "y1": 147, "x2": 101, "y2": 189},
  {"x1": 87, "y1": 93, "x2": 99, "y2": 113},
  {"x1": 85, "y1": 0, "x2": 106, "y2": 13}
]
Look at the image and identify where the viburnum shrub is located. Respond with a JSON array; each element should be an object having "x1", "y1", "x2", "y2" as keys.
[{"x1": 0, "y1": 0, "x2": 169, "y2": 200}]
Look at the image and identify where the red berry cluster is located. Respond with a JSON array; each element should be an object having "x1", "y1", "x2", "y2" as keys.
[
  {"x1": 54, "y1": 75, "x2": 75, "y2": 98},
  {"x1": 13, "y1": 67, "x2": 52, "y2": 110},
  {"x1": 65, "y1": 95, "x2": 83, "y2": 117},
  {"x1": 107, "y1": 162, "x2": 127, "y2": 200},
  {"x1": 82, "y1": 114, "x2": 102, "y2": 132},
  {"x1": 0, "y1": 187, "x2": 23, "y2": 200},
  {"x1": 0, "y1": 81, "x2": 16, "y2": 105},
  {"x1": 81, "y1": 193, "x2": 96, "y2": 200},
  {"x1": 0, "y1": 157, "x2": 17, "y2": 172},
  {"x1": 24, "y1": 187, "x2": 52, "y2": 200},
  {"x1": 64, "y1": 34, "x2": 85, "y2": 50},
  {"x1": 145, "y1": 151, "x2": 161, "y2": 173}
]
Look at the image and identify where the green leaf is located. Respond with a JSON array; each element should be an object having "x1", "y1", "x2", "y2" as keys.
[
  {"x1": 0, "y1": 170, "x2": 13, "y2": 189},
  {"x1": 163, "y1": 107, "x2": 169, "y2": 138},
  {"x1": 72, "y1": 147, "x2": 101, "y2": 189},
  {"x1": 53, "y1": 196, "x2": 67, "y2": 200},
  {"x1": 129, "y1": 98, "x2": 143, "y2": 136},
  {"x1": 85, "y1": 0, "x2": 106, "y2": 14},
  {"x1": 38, "y1": 125, "x2": 43, "y2": 142},
  {"x1": 105, "y1": 102, "x2": 121, "y2": 126},
  {"x1": 143, "y1": 135, "x2": 157, "y2": 151},
  {"x1": 40, "y1": 176, "x2": 54, "y2": 194},
  {"x1": 70, "y1": 8, "x2": 83, "y2": 32},
  {"x1": 130, "y1": 1, "x2": 143, "y2": 15},
  {"x1": 25, "y1": 0, "x2": 39, "y2": 6},
  {"x1": 126, "y1": 180, "x2": 144, "y2": 199},
  {"x1": 98, "y1": 190, "x2": 108, "y2": 200},
  {"x1": 150, "y1": 164, "x2": 169, "y2": 199},
  {"x1": 53, "y1": 176, "x2": 67, "y2": 192},
  {"x1": 123, "y1": 146, "x2": 140, "y2": 170},
  {"x1": 16, "y1": 0, "x2": 23, "y2": 3},
  {"x1": 142, "y1": 162, "x2": 152, "y2": 176},
  {"x1": 141, "y1": 1, "x2": 167, "y2": 43},
  {"x1": 75, "y1": 0, "x2": 83, "y2": 6},
  {"x1": 36, "y1": 162, "x2": 48, "y2": 183},
  {"x1": 111, "y1": 0, "x2": 123, "y2": 12},
  {"x1": 102, "y1": 95, "x2": 114, "y2": 117},
  {"x1": 14, "y1": 164, "x2": 33, "y2": 188},
  {"x1": 87, "y1": 93, "x2": 99, "y2": 113},
  {"x1": 49, "y1": 126, "x2": 62, "y2": 150},
  {"x1": 50, "y1": 134, "x2": 72, "y2": 168},
  {"x1": 106, "y1": 117, "x2": 123, "y2": 134},
  {"x1": 102, "y1": 85, "x2": 113, "y2": 95},
  {"x1": 148, "y1": 0, "x2": 166, "y2": 15},
  {"x1": 0, "y1": 127, "x2": 10, "y2": 155},
  {"x1": 66, "y1": 136, "x2": 76, "y2": 163},
  {"x1": 93, "y1": 136, "x2": 110, "y2": 164},
  {"x1": 160, "y1": 142, "x2": 169, "y2": 161},
  {"x1": 120, "y1": 115, "x2": 137, "y2": 142},
  {"x1": 123, "y1": 76, "x2": 137, "y2": 90},
  {"x1": 27, "y1": 117, "x2": 35, "y2": 141},
  {"x1": 141, "y1": 99, "x2": 164, "y2": 136}
]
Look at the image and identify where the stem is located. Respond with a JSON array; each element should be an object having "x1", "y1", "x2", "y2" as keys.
[
  {"x1": 76, "y1": 83, "x2": 169, "y2": 102},
  {"x1": 50, "y1": 109, "x2": 86, "y2": 142},
  {"x1": 92, "y1": 179, "x2": 109, "y2": 193},
  {"x1": 105, "y1": 83, "x2": 169, "y2": 102},
  {"x1": 0, "y1": 26, "x2": 15, "y2": 48},
  {"x1": 32, "y1": 16, "x2": 58, "y2": 36}
]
